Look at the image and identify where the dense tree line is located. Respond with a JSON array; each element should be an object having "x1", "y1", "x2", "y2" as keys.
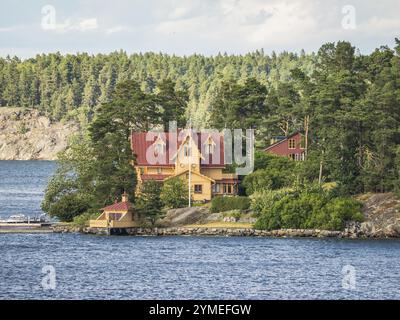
[{"x1": 0, "y1": 50, "x2": 315, "y2": 125}]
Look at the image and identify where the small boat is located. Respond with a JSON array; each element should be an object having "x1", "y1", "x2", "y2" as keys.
[{"x1": 3, "y1": 214, "x2": 29, "y2": 223}]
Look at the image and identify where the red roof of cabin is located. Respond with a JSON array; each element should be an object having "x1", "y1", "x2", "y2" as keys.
[
  {"x1": 131, "y1": 130, "x2": 226, "y2": 168},
  {"x1": 102, "y1": 201, "x2": 131, "y2": 212}
]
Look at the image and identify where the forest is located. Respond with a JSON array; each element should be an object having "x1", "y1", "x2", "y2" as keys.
[
  {"x1": 25, "y1": 38, "x2": 400, "y2": 229},
  {"x1": 0, "y1": 48, "x2": 314, "y2": 126}
]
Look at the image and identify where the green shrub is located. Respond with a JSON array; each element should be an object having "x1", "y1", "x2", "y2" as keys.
[
  {"x1": 72, "y1": 209, "x2": 100, "y2": 227},
  {"x1": 210, "y1": 196, "x2": 250, "y2": 213},
  {"x1": 242, "y1": 153, "x2": 297, "y2": 195},
  {"x1": 160, "y1": 177, "x2": 189, "y2": 209},
  {"x1": 252, "y1": 184, "x2": 363, "y2": 231},
  {"x1": 316, "y1": 197, "x2": 364, "y2": 230},
  {"x1": 250, "y1": 188, "x2": 292, "y2": 216},
  {"x1": 46, "y1": 193, "x2": 91, "y2": 222}
]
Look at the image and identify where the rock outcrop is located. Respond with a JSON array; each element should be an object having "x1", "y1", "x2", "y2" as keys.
[
  {"x1": 0, "y1": 107, "x2": 79, "y2": 160},
  {"x1": 157, "y1": 206, "x2": 210, "y2": 227},
  {"x1": 343, "y1": 193, "x2": 400, "y2": 238}
]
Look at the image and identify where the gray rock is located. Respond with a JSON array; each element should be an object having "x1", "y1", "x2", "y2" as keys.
[{"x1": 157, "y1": 206, "x2": 210, "y2": 227}]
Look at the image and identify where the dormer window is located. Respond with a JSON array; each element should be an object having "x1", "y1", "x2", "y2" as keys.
[{"x1": 205, "y1": 142, "x2": 214, "y2": 155}]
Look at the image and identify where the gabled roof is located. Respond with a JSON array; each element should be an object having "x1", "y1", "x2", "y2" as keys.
[
  {"x1": 264, "y1": 131, "x2": 302, "y2": 151},
  {"x1": 131, "y1": 130, "x2": 225, "y2": 167},
  {"x1": 165, "y1": 169, "x2": 216, "y2": 183},
  {"x1": 169, "y1": 131, "x2": 205, "y2": 162}
]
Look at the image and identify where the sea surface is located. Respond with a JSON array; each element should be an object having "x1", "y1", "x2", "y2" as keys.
[{"x1": 1, "y1": 161, "x2": 400, "y2": 300}]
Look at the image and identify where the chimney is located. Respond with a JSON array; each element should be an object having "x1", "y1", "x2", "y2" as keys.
[{"x1": 121, "y1": 191, "x2": 128, "y2": 203}]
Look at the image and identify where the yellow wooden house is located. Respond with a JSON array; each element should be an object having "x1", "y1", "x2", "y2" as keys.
[
  {"x1": 131, "y1": 129, "x2": 238, "y2": 202},
  {"x1": 89, "y1": 192, "x2": 141, "y2": 228}
]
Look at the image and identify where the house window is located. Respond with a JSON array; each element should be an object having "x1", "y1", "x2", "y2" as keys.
[
  {"x1": 288, "y1": 139, "x2": 296, "y2": 149},
  {"x1": 156, "y1": 167, "x2": 162, "y2": 174},
  {"x1": 223, "y1": 184, "x2": 232, "y2": 194},
  {"x1": 140, "y1": 167, "x2": 145, "y2": 174},
  {"x1": 205, "y1": 143, "x2": 214, "y2": 155},
  {"x1": 109, "y1": 213, "x2": 122, "y2": 221},
  {"x1": 194, "y1": 184, "x2": 202, "y2": 194},
  {"x1": 212, "y1": 184, "x2": 220, "y2": 193}
]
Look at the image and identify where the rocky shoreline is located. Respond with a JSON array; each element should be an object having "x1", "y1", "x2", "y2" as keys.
[
  {"x1": 52, "y1": 222, "x2": 400, "y2": 239},
  {"x1": 52, "y1": 193, "x2": 400, "y2": 239}
]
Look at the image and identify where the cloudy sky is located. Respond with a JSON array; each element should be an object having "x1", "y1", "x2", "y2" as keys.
[{"x1": 0, "y1": 0, "x2": 399, "y2": 58}]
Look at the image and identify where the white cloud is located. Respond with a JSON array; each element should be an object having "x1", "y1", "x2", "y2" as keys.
[
  {"x1": 153, "y1": 0, "x2": 400, "y2": 53},
  {"x1": 105, "y1": 25, "x2": 130, "y2": 35},
  {"x1": 360, "y1": 16, "x2": 400, "y2": 33},
  {"x1": 154, "y1": 0, "x2": 322, "y2": 47},
  {"x1": 1, "y1": 0, "x2": 400, "y2": 57},
  {"x1": 0, "y1": 25, "x2": 26, "y2": 32},
  {"x1": 77, "y1": 18, "x2": 98, "y2": 31}
]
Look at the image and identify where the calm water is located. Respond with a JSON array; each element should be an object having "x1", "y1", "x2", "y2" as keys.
[
  {"x1": 1, "y1": 161, "x2": 400, "y2": 300},
  {"x1": 0, "y1": 160, "x2": 57, "y2": 218}
]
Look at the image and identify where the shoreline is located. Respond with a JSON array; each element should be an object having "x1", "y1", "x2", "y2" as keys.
[{"x1": 51, "y1": 224, "x2": 400, "y2": 239}]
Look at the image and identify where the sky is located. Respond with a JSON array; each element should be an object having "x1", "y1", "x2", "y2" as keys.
[{"x1": 0, "y1": 0, "x2": 399, "y2": 58}]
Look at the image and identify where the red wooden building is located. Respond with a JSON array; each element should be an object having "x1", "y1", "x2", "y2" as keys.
[{"x1": 264, "y1": 132, "x2": 305, "y2": 161}]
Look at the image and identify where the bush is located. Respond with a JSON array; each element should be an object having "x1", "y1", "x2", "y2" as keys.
[
  {"x1": 243, "y1": 153, "x2": 296, "y2": 195},
  {"x1": 72, "y1": 209, "x2": 100, "y2": 227},
  {"x1": 210, "y1": 196, "x2": 250, "y2": 213},
  {"x1": 317, "y1": 197, "x2": 364, "y2": 230},
  {"x1": 252, "y1": 184, "x2": 363, "y2": 231},
  {"x1": 243, "y1": 169, "x2": 290, "y2": 195},
  {"x1": 250, "y1": 188, "x2": 292, "y2": 216},
  {"x1": 160, "y1": 177, "x2": 189, "y2": 209},
  {"x1": 46, "y1": 193, "x2": 91, "y2": 222}
]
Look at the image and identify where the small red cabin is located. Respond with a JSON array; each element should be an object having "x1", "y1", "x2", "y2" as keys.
[{"x1": 264, "y1": 132, "x2": 305, "y2": 161}]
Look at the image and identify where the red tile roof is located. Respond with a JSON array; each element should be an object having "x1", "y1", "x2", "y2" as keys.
[
  {"x1": 102, "y1": 201, "x2": 132, "y2": 212},
  {"x1": 264, "y1": 131, "x2": 302, "y2": 151},
  {"x1": 131, "y1": 130, "x2": 226, "y2": 168}
]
